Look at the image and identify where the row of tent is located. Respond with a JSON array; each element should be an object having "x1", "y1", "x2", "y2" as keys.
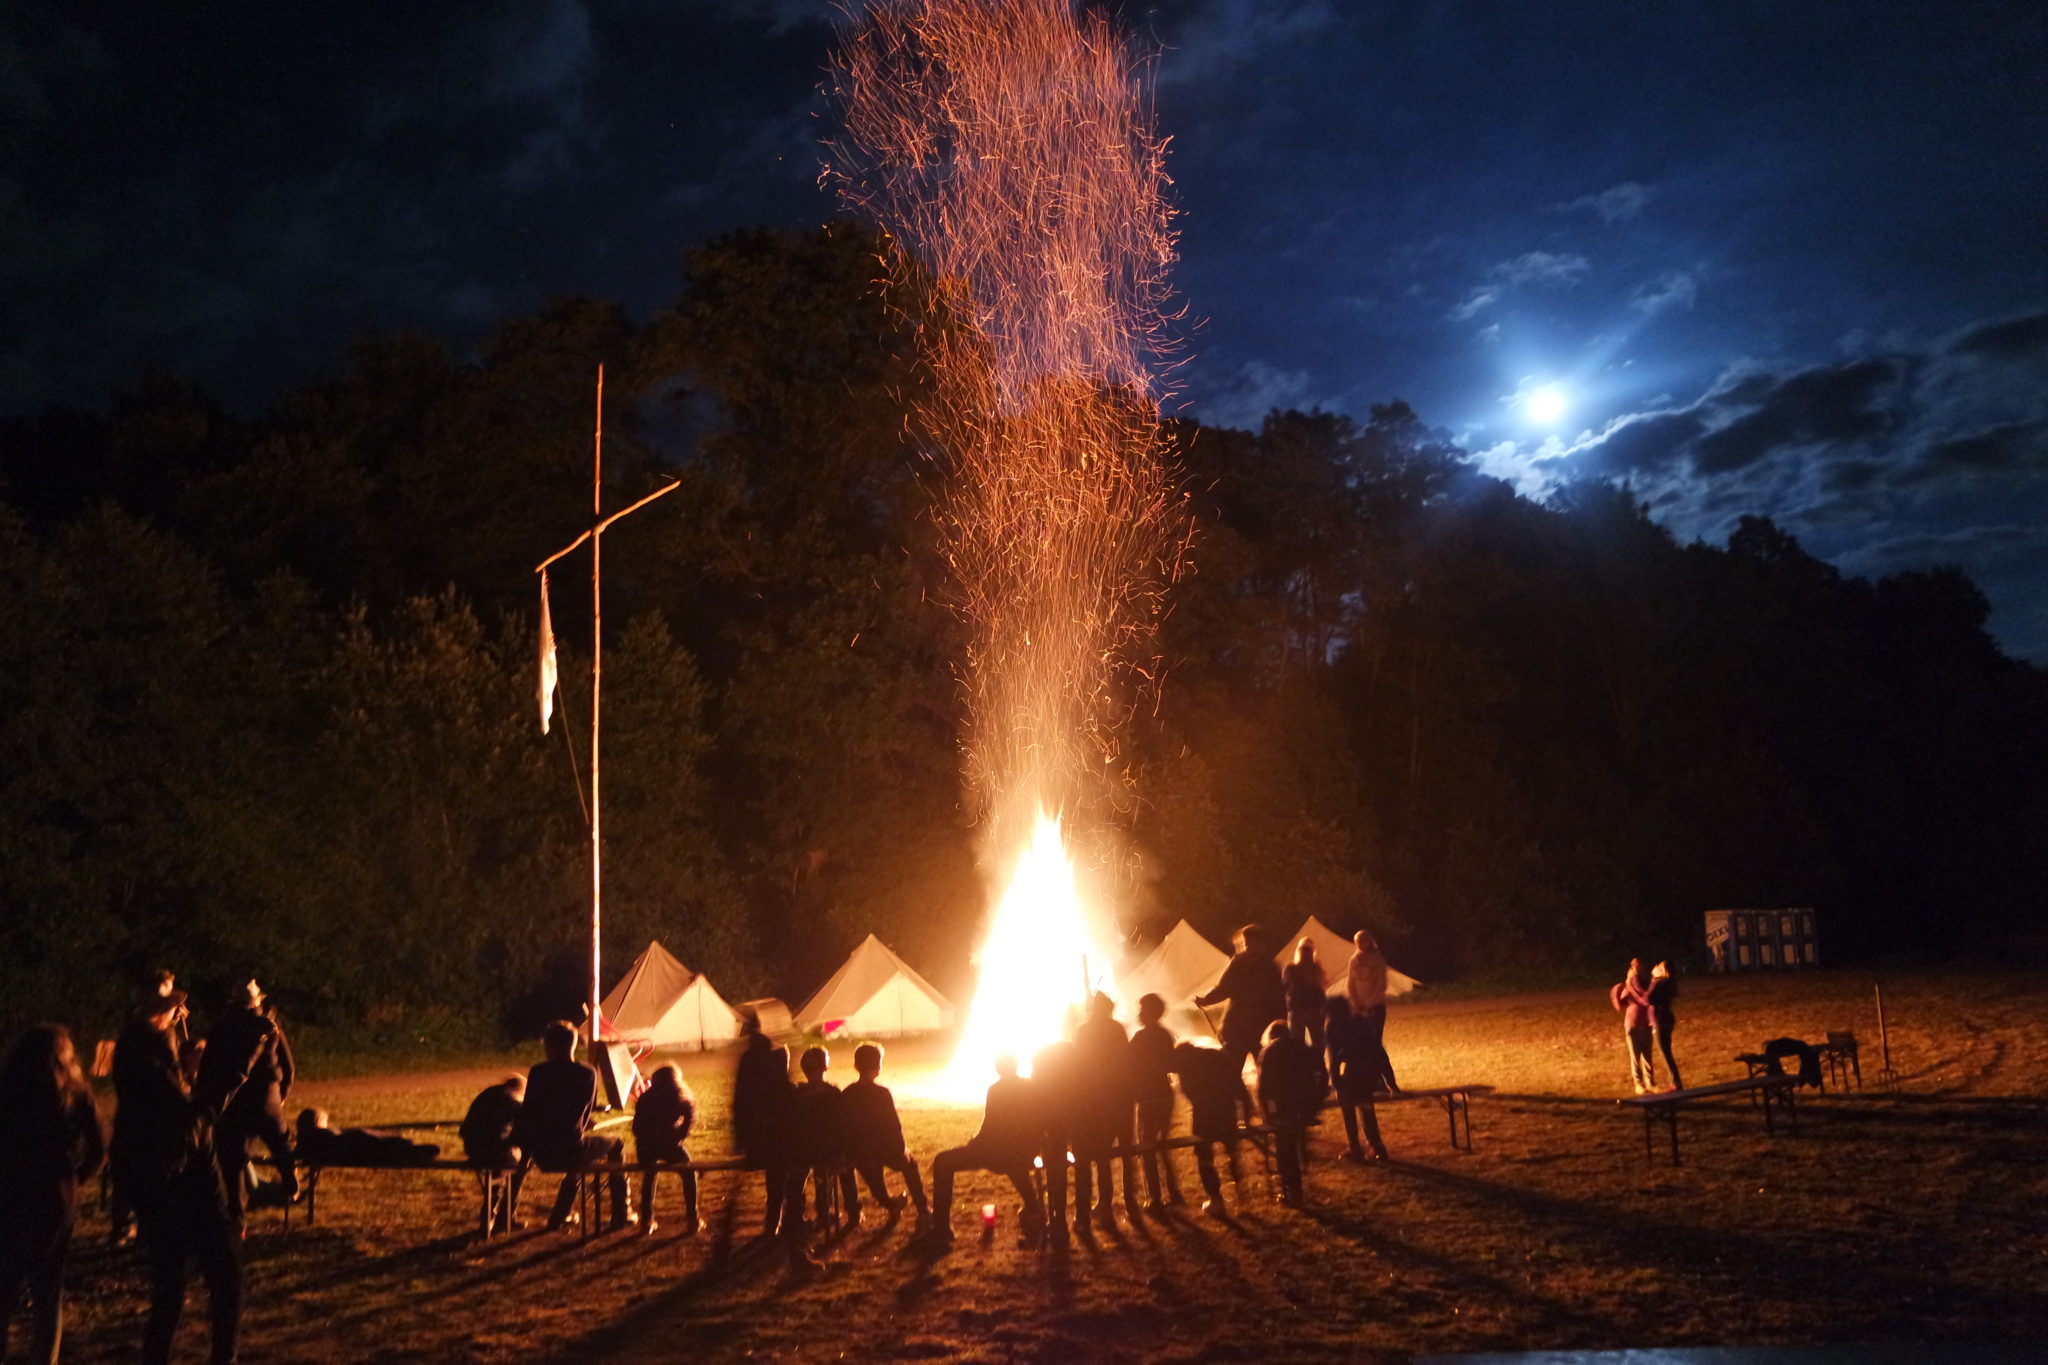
[{"x1": 597, "y1": 915, "x2": 1415, "y2": 1052}]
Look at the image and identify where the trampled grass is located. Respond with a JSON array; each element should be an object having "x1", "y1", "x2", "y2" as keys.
[{"x1": 49, "y1": 966, "x2": 2048, "y2": 1362}]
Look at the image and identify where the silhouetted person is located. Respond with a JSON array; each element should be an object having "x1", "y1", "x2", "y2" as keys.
[
  {"x1": 1, "y1": 1024, "x2": 105, "y2": 1364},
  {"x1": 1344, "y1": 931, "x2": 1401, "y2": 1096},
  {"x1": 841, "y1": 1043, "x2": 929, "y2": 1228},
  {"x1": 1325, "y1": 996, "x2": 1388, "y2": 1162},
  {"x1": 1648, "y1": 961, "x2": 1683, "y2": 1091},
  {"x1": 1030, "y1": 1039, "x2": 1084, "y2": 1240},
  {"x1": 1195, "y1": 924, "x2": 1285, "y2": 1120},
  {"x1": 1071, "y1": 991, "x2": 1133, "y2": 1225},
  {"x1": 632, "y1": 1064, "x2": 698, "y2": 1236},
  {"x1": 293, "y1": 1110, "x2": 439, "y2": 1165},
  {"x1": 1283, "y1": 938, "x2": 1330, "y2": 1071},
  {"x1": 111, "y1": 986, "x2": 242, "y2": 1365},
  {"x1": 1128, "y1": 993, "x2": 1183, "y2": 1209},
  {"x1": 194, "y1": 977, "x2": 295, "y2": 1231},
  {"x1": 515, "y1": 1020, "x2": 632, "y2": 1232},
  {"x1": 731, "y1": 1014, "x2": 796, "y2": 1237},
  {"x1": 1170, "y1": 1041, "x2": 1243, "y2": 1220},
  {"x1": 924, "y1": 1054, "x2": 1043, "y2": 1246},
  {"x1": 790, "y1": 1047, "x2": 857, "y2": 1230},
  {"x1": 459, "y1": 1076, "x2": 526, "y2": 1233},
  {"x1": 1257, "y1": 1020, "x2": 1317, "y2": 1207},
  {"x1": 1611, "y1": 958, "x2": 1656, "y2": 1093}
]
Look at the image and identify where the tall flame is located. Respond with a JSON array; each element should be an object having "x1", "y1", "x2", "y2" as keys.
[{"x1": 830, "y1": 0, "x2": 1186, "y2": 1092}]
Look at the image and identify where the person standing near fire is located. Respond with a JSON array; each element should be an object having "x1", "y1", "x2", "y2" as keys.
[{"x1": 1195, "y1": 924, "x2": 1286, "y2": 1119}]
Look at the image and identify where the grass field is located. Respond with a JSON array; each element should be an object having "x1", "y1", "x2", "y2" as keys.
[{"x1": 46, "y1": 966, "x2": 2048, "y2": 1363}]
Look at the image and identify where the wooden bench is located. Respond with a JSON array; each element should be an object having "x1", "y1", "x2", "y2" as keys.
[
  {"x1": 1619, "y1": 1074, "x2": 1799, "y2": 1166},
  {"x1": 1357, "y1": 1085, "x2": 1493, "y2": 1151}
]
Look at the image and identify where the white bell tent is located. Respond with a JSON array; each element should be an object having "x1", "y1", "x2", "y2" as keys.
[
  {"x1": 1275, "y1": 915, "x2": 1420, "y2": 996},
  {"x1": 796, "y1": 934, "x2": 955, "y2": 1038},
  {"x1": 598, "y1": 939, "x2": 744, "y2": 1051}
]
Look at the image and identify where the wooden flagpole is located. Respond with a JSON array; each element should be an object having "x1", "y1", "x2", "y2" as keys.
[{"x1": 533, "y1": 365, "x2": 680, "y2": 1051}]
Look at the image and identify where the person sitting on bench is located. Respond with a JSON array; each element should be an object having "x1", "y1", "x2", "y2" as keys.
[
  {"x1": 460, "y1": 1076, "x2": 525, "y2": 1233},
  {"x1": 840, "y1": 1043, "x2": 929, "y2": 1230},
  {"x1": 922, "y1": 1054, "x2": 1043, "y2": 1246},
  {"x1": 294, "y1": 1110, "x2": 439, "y2": 1166},
  {"x1": 515, "y1": 1020, "x2": 632, "y2": 1233},
  {"x1": 789, "y1": 1047, "x2": 855, "y2": 1230},
  {"x1": 631, "y1": 1065, "x2": 697, "y2": 1237}
]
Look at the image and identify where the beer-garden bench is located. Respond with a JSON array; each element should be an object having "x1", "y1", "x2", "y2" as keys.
[
  {"x1": 1619, "y1": 1074, "x2": 1799, "y2": 1166},
  {"x1": 1358, "y1": 1085, "x2": 1492, "y2": 1151}
]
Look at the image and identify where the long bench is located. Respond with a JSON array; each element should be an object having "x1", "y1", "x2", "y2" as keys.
[{"x1": 1618, "y1": 1074, "x2": 1799, "y2": 1166}]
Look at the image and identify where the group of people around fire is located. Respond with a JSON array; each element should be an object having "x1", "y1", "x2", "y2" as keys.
[
  {"x1": 1, "y1": 926, "x2": 1408, "y2": 1360},
  {"x1": 441, "y1": 923, "x2": 1406, "y2": 1259}
]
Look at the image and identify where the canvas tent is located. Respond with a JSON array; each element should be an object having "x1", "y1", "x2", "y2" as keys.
[
  {"x1": 1275, "y1": 915, "x2": 1420, "y2": 997},
  {"x1": 796, "y1": 934, "x2": 955, "y2": 1038},
  {"x1": 1117, "y1": 919, "x2": 1229, "y2": 1011},
  {"x1": 598, "y1": 940, "x2": 744, "y2": 1051}
]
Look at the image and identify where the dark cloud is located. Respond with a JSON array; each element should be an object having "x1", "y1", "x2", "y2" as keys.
[
  {"x1": 1946, "y1": 311, "x2": 2048, "y2": 359},
  {"x1": 1690, "y1": 359, "x2": 1898, "y2": 475},
  {"x1": 1919, "y1": 420, "x2": 2048, "y2": 474},
  {"x1": 1562, "y1": 407, "x2": 1705, "y2": 478}
]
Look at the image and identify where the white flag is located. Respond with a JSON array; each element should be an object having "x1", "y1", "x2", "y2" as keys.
[{"x1": 538, "y1": 570, "x2": 558, "y2": 735}]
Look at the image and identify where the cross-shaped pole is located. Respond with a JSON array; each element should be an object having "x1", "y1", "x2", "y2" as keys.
[{"x1": 534, "y1": 365, "x2": 680, "y2": 1051}]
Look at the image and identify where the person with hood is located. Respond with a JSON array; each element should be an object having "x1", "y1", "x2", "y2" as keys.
[
  {"x1": 0, "y1": 1024, "x2": 105, "y2": 1364},
  {"x1": 632, "y1": 1065, "x2": 698, "y2": 1236},
  {"x1": 112, "y1": 985, "x2": 242, "y2": 1365},
  {"x1": 1170, "y1": 1041, "x2": 1244, "y2": 1220}
]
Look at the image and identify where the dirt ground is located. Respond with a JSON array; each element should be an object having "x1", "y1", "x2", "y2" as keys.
[{"x1": 44, "y1": 966, "x2": 2048, "y2": 1363}]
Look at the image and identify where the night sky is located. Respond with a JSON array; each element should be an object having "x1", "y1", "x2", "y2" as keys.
[{"x1": 6, "y1": 1, "x2": 2045, "y2": 658}]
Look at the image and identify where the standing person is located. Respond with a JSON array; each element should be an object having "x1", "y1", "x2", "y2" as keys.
[
  {"x1": 1324, "y1": 997, "x2": 1389, "y2": 1162},
  {"x1": 1194, "y1": 925, "x2": 1286, "y2": 1119},
  {"x1": 1610, "y1": 958, "x2": 1657, "y2": 1094},
  {"x1": 731, "y1": 1014, "x2": 796, "y2": 1237},
  {"x1": 923, "y1": 1054, "x2": 1044, "y2": 1247},
  {"x1": 459, "y1": 1076, "x2": 526, "y2": 1234},
  {"x1": 1029, "y1": 1040, "x2": 1083, "y2": 1240},
  {"x1": 1344, "y1": 931, "x2": 1402, "y2": 1097},
  {"x1": 515, "y1": 1020, "x2": 633, "y2": 1233},
  {"x1": 0, "y1": 1025, "x2": 105, "y2": 1364},
  {"x1": 1256, "y1": 1021, "x2": 1318, "y2": 1207},
  {"x1": 789, "y1": 1047, "x2": 856, "y2": 1231},
  {"x1": 111, "y1": 986, "x2": 242, "y2": 1365},
  {"x1": 1648, "y1": 962, "x2": 1683, "y2": 1091},
  {"x1": 1169, "y1": 1042, "x2": 1244, "y2": 1220},
  {"x1": 1282, "y1": 939, "x2": 1330, "y2": 1087},
  {"x1": 841, "y1": 1044, "x2": 929, "y2": 1229},
  {"x1": 1070, "y1": 992, "x2": 1132, "y2": 1226},
  {"x1": 1127, "y1": 994, "x2": 1183, "y2": 1210},
  {"x1": 194, "y1": 978, "x2": 296, "y2": 1231},
  {"x1": 632, "y1": 1065, "x2": 697, "y2": 1236}
]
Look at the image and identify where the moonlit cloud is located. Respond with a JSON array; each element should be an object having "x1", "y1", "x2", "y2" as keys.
[
  {"x1": 1559, "y1": 181, "x2": 1652, "y2": 222},
  {"x1": 1630, "y1": 270, "x2": 1698, "y2": 316}
]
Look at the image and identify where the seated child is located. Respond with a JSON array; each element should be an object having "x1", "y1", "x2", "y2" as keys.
[
  {"x1": 294, "y1": 1109, "x2": 440, "y2": 1166},
  {"x1": 839, "y1": 1043, "x2": 929, "y2": 1227},
  {"x1": 460, "y1": 1075, "x2": 526, "y2": 1231},
  {"x1": 788, "y1": 1047, "x2": 855, "y2": 1229},
  {"x1": 631, "y1": 1065, "x2": 698, "y2": 1236}
]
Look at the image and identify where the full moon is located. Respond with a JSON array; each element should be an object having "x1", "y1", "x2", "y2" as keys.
[{"x1": 1526, "y1": 384, "x2": 1568, "y2": 425}]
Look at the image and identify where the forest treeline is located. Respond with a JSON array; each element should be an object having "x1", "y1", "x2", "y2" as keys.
[{"x1": 4, "y1": 222, "x2": 2044, "y2": 1040}]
